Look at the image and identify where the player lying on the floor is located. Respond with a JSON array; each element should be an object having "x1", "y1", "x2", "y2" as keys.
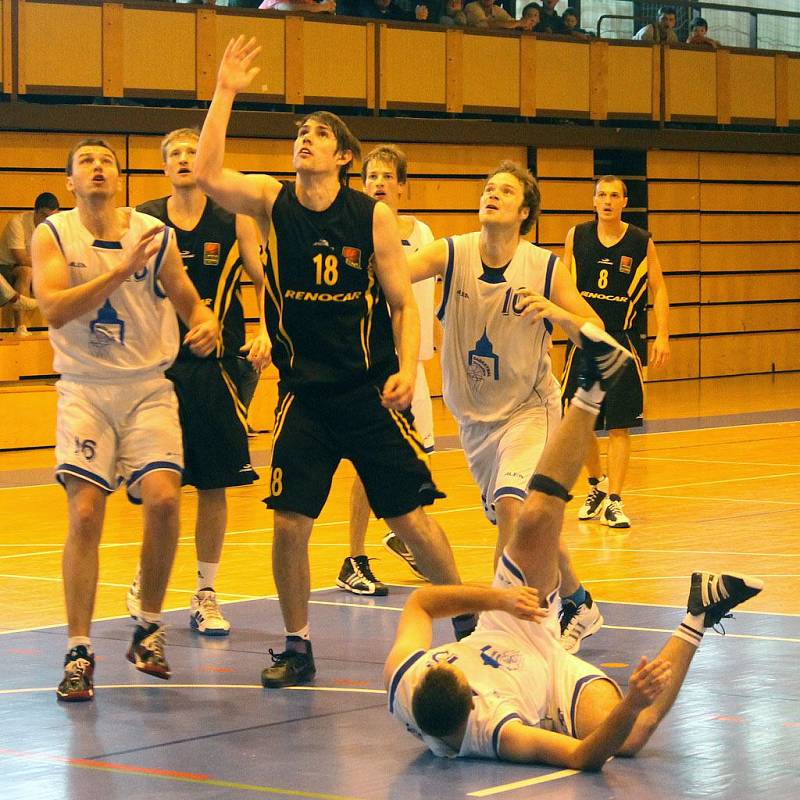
[{"x1": 384, "y1": 324, "x2": 763, "y2": 769}]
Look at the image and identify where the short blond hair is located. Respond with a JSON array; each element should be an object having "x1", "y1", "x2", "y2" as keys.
[{"x1": 160, "y1": 127, "x2": 200, "y2": 162}]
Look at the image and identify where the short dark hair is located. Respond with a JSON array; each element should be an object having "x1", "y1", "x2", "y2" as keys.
[
  {"x1": 595, "y1": 174, "x2": 628, "y2": 197},
  {"x1": 411, "y1": 666, "x2": 473, "y2": 738},
  {"x1": 485, "y1": 160, "x2": 540, "y2": 236},
  {"x1": 361, "y1": 144, "x2": 408, "y2": 184},
  {"x1": 521, "y1": 2, "x2": 540, "y2": 18},
  {"x1": 66, "y1": 138, "x2": 120, "y2": 176},
  {"x1": 690, "y1": 16, "x2": 708, "y2": 30},
  {"x1": 297, "y1": 111, "x2": 361, "y2": 186},
  {"x1": 34, "y1": 192, "x2": 59, "y2": 211},
  {"x1": 563, "y1": 6, "x2": 578, "y2": 20},
  {"x1": 658, "y1": 5, "x2": 676, "y2": 16}
]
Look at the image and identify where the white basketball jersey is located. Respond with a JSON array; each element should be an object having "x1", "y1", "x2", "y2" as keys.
[
  {"x1": 403, "y1": 217, "x2": 436, "y2": 361},
  {"x1": 43, "y1": 208, "x2": 179, "y2": 381},
  {"x1": 438, "y1": 232, "x2": 560, "y2": 423},
  {"x1": 388, "y1": 630, "x2": 550, "y2": 760}
]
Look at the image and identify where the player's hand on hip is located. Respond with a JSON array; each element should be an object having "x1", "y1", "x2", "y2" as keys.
[
  {"x1": 380, "y1": 372, "x2": 414, "y2": 411},
  {"x1": 116, "y1": 226, "x2": 164, "y2": 280},
  {"x1": 650, "y1": 334, "x2": 670, "y2": 368},
  {"x1": 218, "y1": 36, "x2": 262, "y2": 94},
  {"x1": 626, "y1": 655, "x2": 671, "y2": 710},
  {"x1": 500, "y1": 586, "x2": 546, "y2": 622},
  {"x1": 240, "y1": 332, "x2": 272, "y2": 372},
  {"x1": 184, "y1": 318, "x2": 219, "y2": 357}
]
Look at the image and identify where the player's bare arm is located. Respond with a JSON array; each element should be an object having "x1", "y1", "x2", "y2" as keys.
[
  {"x1": 499, "y1": 655, "x2": 670, "y2": 771},
  {"x1": 383, "y1": 585, "x2": 544, "y2": 689},
  {"x1": 372, "y1": 201, "x2": 419, "y2": 411},
  {"x1": 407, "y1": 238, "x2": 449, "y2": 283},
  {"x1": 516, "y1": 259, "x2": 603, "y2": 344},
  {"x1": 195, "y1": 36, "x2": 281, "y2": 224},
  {"x1": 236, "y1": 214, "x2": 272, "y2": 371},
  {"x1": 32, "y1": 223, "x2": 163, "y2": 329},
  {"x1": 645, "y1": 238, "x2": 671, "y2": 368},
  {"x1": 157, "y1": 237, "x2": 219, "y2": 357},
  {"x1": 562, "y1": 226, "x2": 576, "y2": 278}
]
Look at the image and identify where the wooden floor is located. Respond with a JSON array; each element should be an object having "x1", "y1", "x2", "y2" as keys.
[{"x1": 1, "y1": 372, "x2": 799, "y2": 633}]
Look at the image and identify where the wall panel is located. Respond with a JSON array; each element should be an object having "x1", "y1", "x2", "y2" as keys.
[
  {"x1": 304, "y1": 20, "x2": 368, "y2": 103},
  {"x1": 462, "y1": 33, "x2": 519, "y2": 112},
  {"x1": 665, "y1": 49, "x2": 716, "y2": 120},
  {"x1": 381, "y1": 27, "x2": 446, "y2": 108},
  {"x1": 607, "y1": 44, "x2": 653, "y2": 117},
  {"x1": 701, "y1": 331, "x2": 800, "y2": 377}
]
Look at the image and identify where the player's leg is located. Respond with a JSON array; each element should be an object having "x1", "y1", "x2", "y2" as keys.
[
  {"x1": 603, "y1": 427, "x2": 631, "y2": 528},
  {"x1": 337, "y1": 476, "x2": 388, "y2": 597},
  {"x1": 57, "y1": 477, "x2": 107, "y2": 702}
]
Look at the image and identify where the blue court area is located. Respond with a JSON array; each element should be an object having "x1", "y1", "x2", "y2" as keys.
[{"x1": 2, "y1": 587, "x2": 799, "y2": 800}]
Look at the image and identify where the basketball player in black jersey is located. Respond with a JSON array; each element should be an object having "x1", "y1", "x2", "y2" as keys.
[
  {"x1": 195, "y1": 36, "x2": 466, "y2": 688},
  {"x1": 126, "y1": 128, "x2": 271, "y2": 636},
  {"x1": 561, "y1": 176, "x2": 670, "y2": 531}
]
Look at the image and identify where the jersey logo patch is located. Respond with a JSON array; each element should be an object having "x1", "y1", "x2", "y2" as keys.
[
  {"x1": 342, "y1": 246, "x2": 362, "y2": 269},
  {"x1": 619, "y1": 256, "x2": 632, "y2": 274},
  {"x1": 479, "y1": 645, "x2": 522, "y2": 671},
  {"x1": 204, "y1": 242, "x2": 220, "y2": 266},
  {"x1": 68, "y1": 261, "x2": 87, "y2": 269},
  {"x1": 467, "y1": 329, "x2": 500, "y2": 391}
]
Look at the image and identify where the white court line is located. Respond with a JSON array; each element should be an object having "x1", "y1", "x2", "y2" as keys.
[
  {"x1": 587, "y1": 573, "x2": 800, "y2": 582},
  {"x1": 468, "y1": 769, "x2": 580, "y2": 796},
  {"x1": 622, "y1": 491, "x2": 800, "y2": 506},
  {"x1": 632, "y1": 455, "x2": 800, "y2": 469},
  {"x1": 628, "y1": 470, "x2": 800, "y2": 493},
  {"x1": 0, "y1": 683, "x2": 386, "y2": 697}
]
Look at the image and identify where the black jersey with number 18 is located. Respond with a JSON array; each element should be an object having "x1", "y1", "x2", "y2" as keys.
[
  {"x1": 265, "y1": 182, "x2": 397, "y2": 395},
  {"x1": 571, "y1": 221, "x2": 650, "y2": 333}
]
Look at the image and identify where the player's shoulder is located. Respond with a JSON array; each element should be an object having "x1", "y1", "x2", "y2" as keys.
[
  {"x1": 135, "y1": 196, "x2": 168, "y2": 222},
  {"x1": 206, "y1": 197, "x2": 236, "y2": 228},
  {"x1": 626, "y1": 222, "x2": 652, "y2": 242}
]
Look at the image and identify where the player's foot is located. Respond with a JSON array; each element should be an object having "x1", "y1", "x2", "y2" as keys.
[
  {"x1": 578, "y1": 475, "x2": 608, "y2": 520},
  {"x1": 10, "y1": 294, "x2": 37, "y2": 312},
  {"x1": 126, "y1": 578, "x2": 141, "y2": 619},
  {"x1": 687, "y1": 572, "x2": 764, "y2": 628},
  {"x1": 577, "y1": 322, "x2": 633, "y2": 391},
  {"x1": 127, "y1": 623, "x2": 171, "y2": 679},
  {"x1": 190, "y1": 589, "x2": 231, "y2": 636},
  {"x1": 382, "y1": 532, "x2": 427, "y2": 581},
  {"x1": 56, "y1": 645, "x2": 95, "y2": 702},
  {"x1": 601, "y1": 495, "x2": 630, "y2": 528},
  {"x1": 14, "y1": 325, "x2": 31, "y2": 337},
  {"x1": 261, "y1": 643, "x2": 316, "y2": 688},
  {"x1": 337, "y1": 556, "x2": 388, "y2": 596},
  {"x1": 560, "y1": 592, "x2": 604, "y2": 654}
]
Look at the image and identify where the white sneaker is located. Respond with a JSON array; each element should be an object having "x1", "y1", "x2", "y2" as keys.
[
  {"x1": 15, "y1": 325, "x2": 31, "y2": 337},
  {"x1": 11, "y1": 294, "x2": 37, "y2": 312},
  {"x1": 126, "y1": 578, "x2": 141, "y2": 619},
  {"x1": 601, "y1": 497, "x2": 631, "y2": 529},
  {"x1": 578, "y1": 475, "x2": 608, "y2": 520},
  {"x1": 190, "y1": 590, "x2": 231, "y2": 636},
  {"x1": 559, "y1": 592, "x2": 604, "y2": 654}
]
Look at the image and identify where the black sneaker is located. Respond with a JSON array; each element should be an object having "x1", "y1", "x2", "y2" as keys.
[
  {"x1": 687, "y1": 572, "x2": 764, "y2": 628},
  {"x1": 126, "y1": 623, "x2": 171, "y2": 679},
  {"x1": 578, "y1": 475, "x2": 608, "y2": 520},
  {"x1": 381, "y1": 532, "x2": 427, "y2": 581},
  {"x1": 577, "y1": 322, "x2": 634, "y2": 391},
  {"x1": 261, "y1": 642, "x2": 316, "y2": 688},
  {"x1": 56, "y1": 645, "x2": 95, "y2": 702},
  {"x1": 337, "y1": 556, "x2": 389, "y2": 596}
]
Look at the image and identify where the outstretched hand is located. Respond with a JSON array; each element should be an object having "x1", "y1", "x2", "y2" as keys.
[
  {"x1": 626, "y1": 655, "x2": 671, "y2": 710},
  {"x1": 217, "y1": 36, "x2": 262, "y2": 95},
  {"x1": 499, "y1": 586, "x2": 547, "y2": 623},
  {"x1": 118, "y1": 226, "x2": 164, "y2": 280}
]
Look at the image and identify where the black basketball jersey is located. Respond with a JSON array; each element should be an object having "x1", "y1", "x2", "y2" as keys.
[
  {"x1": 136, "y1": 196, "x2": 246, "y2": 360},
  {"x1": 571, "y1": 221, "x2": 651, "y2": 333},
  {"x1": 265, "y1": 182, "x2": 397, "y2": 394}
]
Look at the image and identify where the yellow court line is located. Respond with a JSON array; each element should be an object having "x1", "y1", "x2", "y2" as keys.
[{"x1": 468, "y1": 768, "x2": 580, "y2": 796}]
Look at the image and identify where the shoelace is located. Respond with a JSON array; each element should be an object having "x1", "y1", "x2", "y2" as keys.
[
  {"x1": 141, "y1": 627, "x2": 166, "y2": 661},
  {"x1": 268, "y1": 648, "x2": 305, "y2": 665},
  {"x1": 198, "y1": 593, "x2": 224, "y2": 620},
  {"x1": 353, "y1": 557, "x2": 380, "y2": 583},
  {"x1": 606, "y1": 500, "x2": 624, "y2": 518},
  {"x1": 67, "y1": 657, "x2": 91, "y2": 682},
  {"x1": 586, "y1": 487, "x2": 604, "y2": 508}
]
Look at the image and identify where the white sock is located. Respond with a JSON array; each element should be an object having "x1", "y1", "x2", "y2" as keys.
[
  {"x1": 137, "y1": 610, "x2": 161, "y2": 628},
  {"x1": 197, "y1": 561, "x2": 220, "y2": 592},
  {"x1": 68, "y1": 636, "x2": 92, "y2": 653},
  {"x1": 286, "y1": 624, "x2": 310, "y2": 641},
  {"x1": 674, "y1": 613, "x2": 705, "y2": 648},
  {"x1": 572, "y1": 382, "x2": 605, "y2": 416}
]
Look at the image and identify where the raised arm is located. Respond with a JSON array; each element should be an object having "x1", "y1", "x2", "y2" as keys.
[
  {"x1": 195, "y1": 36, "x2": 282, "y2": 222},
  {"x1": 407, "y1": 238, "x2": 448, "y2": 283},
  {"x1": 236, "y1": 214, "x2": 272, "y2": 371},
  {"x1": 157, "y1": 237, "x2": 219, "y2": 358},
  {"x1": 517, "y1": 259, "x2": 603, "y2": 345},
  {"x1": 645, "y1": 238, "x2": 670, "y2": 368},
  {"x1": 371, "y1": 202, "x2": 419, "y2": 411},
  {"x1": 32, "y1": 223, "x2": 163, "y2": 329},
  {"x1": 383, "y1": 585, "x2": 544, "y2": 689}
]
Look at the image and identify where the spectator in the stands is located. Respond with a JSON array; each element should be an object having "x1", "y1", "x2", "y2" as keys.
[
  {"x1": 357, "y1": 0, "x2": 429, "y2": 20},
  {"x1": 464, "y1": 0, "x2": 535, "y2": 29},
  {"x1": 536, "y1": 0, "x2": 565, "y2": 34},
  {"x1": 562, "y1": 6, "x2": 589, "y2": 37},
  {"x1": 633, "y1": 5, "x2": 678, "y2": 43},
  {"x1": 439, "y1": 0, "x2": 466, "y2": 26},
  {"x1": 0, "y1": 191, "x2": 56, "y2": 335},
  {"x1": 259, "y1": 0, "x2": 336, "y2": 12},
  {"x1": 520, "y1": 2, "x2": 540, "y2": 29},
  {"x1": 686, "y1": 17, "x2": 720, "y2": 49}
]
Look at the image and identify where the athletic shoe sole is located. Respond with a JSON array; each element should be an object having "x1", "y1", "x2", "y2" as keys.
[
  {"x1": 190, "y1": 617, "x2": 231, "y2": 636},
  {"x1": 335, "y1": 578, "x2": 388, "y2": 597}
]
